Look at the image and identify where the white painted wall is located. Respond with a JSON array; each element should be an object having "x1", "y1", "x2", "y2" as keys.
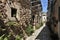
[{"x1": 42, "y1": 15, "x2": 47, "y2": 23}]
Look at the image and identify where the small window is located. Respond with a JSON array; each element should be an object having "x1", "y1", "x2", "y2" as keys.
[
  {"x1": 32, "y1": 3, "x2": 35, "y2": 6},
  {"x1": 32, "y1": 15, "x2": 35, "y2": 20},
  {"x1": 11, "y1": 7, "x2": 17, "y2": 17},
  {"x1": 44, "y1": 17, "x2": 45, "y2": 19}
]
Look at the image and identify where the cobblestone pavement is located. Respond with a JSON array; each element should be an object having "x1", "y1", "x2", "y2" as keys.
[
  {"x1": 36, "y1": 26, "x2": 52, "y2": 40},
  {"x1": 36, "y1": 26, "x2": 59, "y2": 40},
  {"x1": 26, "y1": 23, "x2": 59, "y2": 40}
]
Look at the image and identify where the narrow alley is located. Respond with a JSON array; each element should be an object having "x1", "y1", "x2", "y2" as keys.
[{"x1": 0, "y1": 0, "x2": 60, "y2": 40}]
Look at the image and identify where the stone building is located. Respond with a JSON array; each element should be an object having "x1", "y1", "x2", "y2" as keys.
[
  {"x1": 48, "y1": 0, "x2": 60, "y2": 39},
  {"x1": 31, "y1": 0, "x2": 42, "y2": 29},
  {"x1": 47, "y1": 0, "x2": 52, "y2": 21},
  {"x1": 42, "y1": 13, "x2": 47, "y2": 23},
  {"x1": 0, "y1": 0, "x2": 42, "y2": 28}
]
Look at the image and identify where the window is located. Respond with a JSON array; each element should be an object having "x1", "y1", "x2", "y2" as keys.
[
  {"x1": 32, "y1": 15, "x2": 35, "y2": 20},
  {"x1": 44, "y1": 17, "x2": 45, "y2": 19},
  {"x1": 11, "y1": 7, "x2": 17, "y2": 17},
  {"x1": 32, "y1": 3, "x2": 35, "y2": 6}
]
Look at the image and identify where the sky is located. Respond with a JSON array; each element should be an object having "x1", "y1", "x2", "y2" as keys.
[{"x1": 41, "y1": 0, "x2": 48, "y2": 12}]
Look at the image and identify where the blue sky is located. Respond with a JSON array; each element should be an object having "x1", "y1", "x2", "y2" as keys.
[{"x1": 41, "y1": 0, "x2": 48, "y2": 12}]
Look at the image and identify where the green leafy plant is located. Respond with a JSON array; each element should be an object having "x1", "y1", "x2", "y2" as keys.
[
  {"x1": 36, "y1": 22, "x2": 43, "y2": 29},
  {"x1": 0, "y1": 34, "x2": 5, "y2": 40},
  {"x1": 15, "y1": 35, "x2": 21, "y2": 40},
  {"x1": 40, "y1": 22, "x2": 43, "y2": 26},
  {"x1": 25, "y1": 24, "x2": 34, "y2": 36},
  {"x1": 4, "y1": 37, "x2": 8, "y2": 40}
]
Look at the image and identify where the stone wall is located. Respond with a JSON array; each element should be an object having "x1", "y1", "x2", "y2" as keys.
[
  {"x1": 0, "y1": 0, "x2": 42, "y2": 27},
  {"x1": 48, "y1": 0, "x2": 60, "y2": 39}
]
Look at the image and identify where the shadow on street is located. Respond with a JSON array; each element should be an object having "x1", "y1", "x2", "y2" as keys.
[{"x1": 35, "y1": 26, "x2": 59, "y2": 40}]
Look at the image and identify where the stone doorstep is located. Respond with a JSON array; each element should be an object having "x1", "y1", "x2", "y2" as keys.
[{"x1": 26, "y1": 23, "x2": 45, "y2": 40}]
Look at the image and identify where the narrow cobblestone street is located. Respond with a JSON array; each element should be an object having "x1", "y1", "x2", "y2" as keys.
[
  {"x1": 36, "y1": 26, "x2": 52, "y2": 40},
  {"x1": 0, "y1": 0, "x2": 60, "y2": 40},
  {"x1": 36, "y1": 24, "x2": 59, "y2": 40},
  {"x1": 26, "y1": 23, "x2": 59, "y2": 40}
]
